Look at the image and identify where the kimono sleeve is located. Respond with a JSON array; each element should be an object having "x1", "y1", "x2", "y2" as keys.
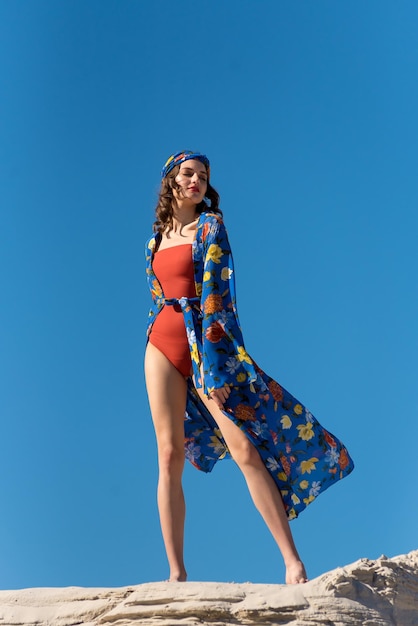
[
  {"x1": 144, "y1": 233, "x2": 162, "y2": 338},
  {"x1": 200, "y1": 217, "x2": 257, "y2": 395}
]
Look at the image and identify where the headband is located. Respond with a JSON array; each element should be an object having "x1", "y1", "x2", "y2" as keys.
[{"x1": 161, "y1": 150, "x2": 210, "y2": 180}]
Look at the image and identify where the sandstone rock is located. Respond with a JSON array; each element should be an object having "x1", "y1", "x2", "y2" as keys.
[{"x1": 0, "y1": 550, "x2": 416, "y2": 625}]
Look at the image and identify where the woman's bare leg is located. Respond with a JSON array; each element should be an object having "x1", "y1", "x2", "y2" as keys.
[
  {"x1": 145, "y1": 343, "x2": 188, "y2": 582},
  {"x1": 195, "y1": 386, "x2": 307, "y2": 584}
]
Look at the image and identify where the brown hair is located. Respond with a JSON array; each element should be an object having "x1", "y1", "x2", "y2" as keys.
[{"x1": 152, "y1": 164, "x2": 222, "y2": 234}]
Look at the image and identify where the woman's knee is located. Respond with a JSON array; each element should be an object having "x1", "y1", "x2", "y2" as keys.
[
  {"x1": 229, "y1": 437, "x2": 262, "y2": 469},
  {"x1": 158, "y1": 442, "x2": 185, "y2": 476}
]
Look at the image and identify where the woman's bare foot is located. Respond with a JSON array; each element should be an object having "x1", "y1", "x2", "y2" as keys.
[
  {"x1": 168, "y1": 569, "x2": 187, "y2": 582},
  {"x1": 285, "y1": 560, "x2": 308, "y2": 584}
]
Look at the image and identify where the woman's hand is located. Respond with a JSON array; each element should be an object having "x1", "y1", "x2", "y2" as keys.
[{"x1": 208, "y1": 385, "x2": 231, "y2": 410}]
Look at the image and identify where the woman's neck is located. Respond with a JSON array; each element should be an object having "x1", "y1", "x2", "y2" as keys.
[{"x1": 171, "y1": 204, "x2": 198, "y2": 231}]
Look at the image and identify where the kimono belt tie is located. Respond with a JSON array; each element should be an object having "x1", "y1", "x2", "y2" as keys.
[{"x1": 163, "y1": 296, "x2": 202, "y2": 383}]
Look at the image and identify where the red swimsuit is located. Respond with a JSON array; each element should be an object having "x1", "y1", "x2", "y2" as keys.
[{"x1": 148, "y1": 244, "x2": 196, "y2": 377}]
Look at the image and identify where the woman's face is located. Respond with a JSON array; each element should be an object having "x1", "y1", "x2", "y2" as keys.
[{"x1": 173, "y1": 159, "x2": 208, "y2": 206}]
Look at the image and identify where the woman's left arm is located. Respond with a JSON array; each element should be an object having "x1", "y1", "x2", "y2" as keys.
[{"x1": 199, "y1": 216, "x2": 257, "y2": 398}]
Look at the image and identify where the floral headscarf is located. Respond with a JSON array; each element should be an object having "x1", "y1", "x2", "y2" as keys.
[{"x1": 161, "y1": 150, "x2": 210, "y2": 180}]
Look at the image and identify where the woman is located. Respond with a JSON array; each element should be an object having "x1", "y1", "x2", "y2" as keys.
[{"x1": 144, "y1": 150, "x2": 354, "y2": 584}]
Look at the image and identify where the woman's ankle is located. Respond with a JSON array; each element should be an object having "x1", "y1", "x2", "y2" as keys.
[{"x1": 168, "y1": 568, "x2": 187, "y2": 582}]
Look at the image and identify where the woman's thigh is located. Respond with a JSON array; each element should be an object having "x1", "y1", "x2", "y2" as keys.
[
  {"x1": 145, "y1": 342, "x2": 187, "y2": 449},
  {"x1": 193, "y1": 385, "x2": 260, "y2": 467}
]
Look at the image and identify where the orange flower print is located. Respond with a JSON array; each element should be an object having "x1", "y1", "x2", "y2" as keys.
[
  {"x1": 151, "y1": 279, "x2": 162, "y2": 297},
  {"x1": 268, "y1": 380, "x2": 283, "y2": 402},
  {"x1": 339, "y1": 447, "x2": 350, "y2": 470},
  {"x1": 280, "y1": 455, "x2": 291, "y2": 477},
  {"x1": 204, "y1": 293, "x2": 223, "y2": 314},
  {"x1": 270, "y1": 429, "x2": 278, "y2": 445},
  {"x1": 205, "y1": 322, "x2": 225, "y2": 343},
  {"x1": 202, "y1": 222, "x2": 210, "y2": 241},
  {"x1": 324, "y1": 431, "x2": 337, "y2": 447},
  {"x1": 234, "y1": 404, "x2": 257, "y2": 422}
]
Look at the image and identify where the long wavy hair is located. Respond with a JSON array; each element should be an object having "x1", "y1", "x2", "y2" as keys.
[{"x1": 153, "y1": 164, "x2": 222, "y2": 234}]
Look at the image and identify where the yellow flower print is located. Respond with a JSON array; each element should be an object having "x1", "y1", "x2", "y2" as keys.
[
  {"x1": 148, "y1": 237, "x2": 156, "y2": 251},
  {"x1": 294, "y1": 404, "x2": 303, "y2": 415},
  {"x1": 190, "y1": 342, "x2": 199, "y2": 364},
  {"x1": 203, "y1": 271, "x2": 211, "y2": 282},
  {"x1": 221, "y1": 266, "x2": 232, "y2": 280},
  {"x1": 300, "y1": 457, "x2": 319, "y2": 474},
  {"x1": 291, "y1": 494, "x2": 300, "y2": 505},
  {"x1": 195, "y1": 282, "x2": 202, "y2": 297},
  {"x1": 297, "y1": 422, "x2": 315, "y2": 441},
  {"x1": 303, "y1": 495, "x2": 315, "y2": 506},
  {"x1": 288, "y1": 508, "x2": 297, "y2": 520},
  {"x1": 281, "y1": 415, "x2": 292, "y2": 429},
  {"x1": 299, "y1": 480, "x2": 309, "y2": 490},
  {"x1": 236, "y1": 372, "x2": 246, "y2": 383},
  {"x1": 207, "y1": 244, "x2": 223, "y2": 264},
  {"x1": 278, "y1": 472, "x2": 288, "y2": 482},
  {"x1": 237, "y1": 346, "x2": 252, "y2": 364},
  {"x1": 208, "y1": 436, "x2": 227, "y2": 458}
]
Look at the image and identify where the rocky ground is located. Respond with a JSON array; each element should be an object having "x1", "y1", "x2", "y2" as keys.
[{"x1": 0, "y1": 550, "x2": 416, "y2": 626}]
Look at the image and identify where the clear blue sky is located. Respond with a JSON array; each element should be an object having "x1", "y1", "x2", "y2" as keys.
[{"x1": 1, "y1": 0, "x2": 417, "y2": 589}]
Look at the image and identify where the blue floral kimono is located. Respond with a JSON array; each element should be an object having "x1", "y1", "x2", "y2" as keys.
[{"x1": 145, "y1": 211, "x2": 354, "y2": 520}]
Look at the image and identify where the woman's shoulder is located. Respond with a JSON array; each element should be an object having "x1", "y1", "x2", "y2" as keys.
[
  {"x1": 199, "y1": 211, "x2": 225, "y2": 228},
  {"x1": 145, "y1": 230, "x2": 160, "y2": 253},
  {"x1": 198, "y1": 212, "x2": 230, "y2": 248}
]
